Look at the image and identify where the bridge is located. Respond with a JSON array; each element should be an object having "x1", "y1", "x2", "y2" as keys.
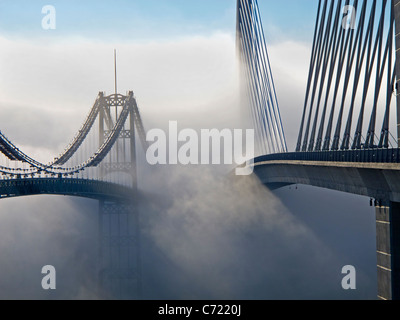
[
  {"x1": 0, "y1": 88, "x2": 147, "y2": 299},
  {"x1": 1, "y1": 0, "x2": 399, "y2": 301},
  {"x1": 238, "y1": 0, "x2": 400, "y2": 300}
]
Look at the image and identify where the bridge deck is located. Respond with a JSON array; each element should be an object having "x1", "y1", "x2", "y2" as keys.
[
  {"x1": 0, "y1": 178, "x2": 136, "y2": 202},
  {"x1": 253, "y1": 151, "x2": 400, "y2": 203},
  {"x1": 254, "y1": 148, "x2": 400, "y2": 165}
]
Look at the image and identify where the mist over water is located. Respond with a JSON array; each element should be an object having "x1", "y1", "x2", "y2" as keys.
[
  {"x1": 0, "y1": 24, "x2": 378, "y2": 300},
  {"x1": 0, "y1": 161, "x2": 377, "y2": 299},
  {"x1": 139, "y1": 165, "x2": 377, "y2": 300},
  {"x1": 0, "y1": 196, "x2": 99, "y2": 299}
]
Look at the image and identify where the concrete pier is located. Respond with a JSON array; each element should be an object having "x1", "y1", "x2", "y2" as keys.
[
  {"x1": 376, "y1": 202, "x2": 400, "y2": 300},
  {"x1": 253, "y1": 159, "x2": 400, "y2": 300}
]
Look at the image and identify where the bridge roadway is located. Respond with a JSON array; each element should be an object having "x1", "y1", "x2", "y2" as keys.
[
  {"x1": 0, "y1": 177, "x2": 135, "y2": 202},
  {"x1": 252, "y1": 148, "x2": 400, "y2": 300},
  {"x1": 253, "y1": 149, "x2": 400, "y2": 202}
]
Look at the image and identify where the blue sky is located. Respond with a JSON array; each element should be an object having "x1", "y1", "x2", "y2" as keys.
[{"x1": 0, "y1": 0, "x2": 318, "y2": 42}]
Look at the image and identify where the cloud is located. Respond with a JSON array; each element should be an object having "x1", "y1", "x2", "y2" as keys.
[
  {"x1": 0, "y1": 33, "x2": 242, "y2": 160},
  {"x1": 267, "y1": 40, "x2": 311, "y2": 149},
  {"x1": 0, "y1": 33, "x2": 313, "y2": 155},
  {"x1": 0, "y1": 30, "x2": 378, "y2": 300}
]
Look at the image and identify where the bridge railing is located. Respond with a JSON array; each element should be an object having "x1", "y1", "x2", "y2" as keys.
[{"x1": 254, "y1": 148, "x2": 400, "y2": 165}]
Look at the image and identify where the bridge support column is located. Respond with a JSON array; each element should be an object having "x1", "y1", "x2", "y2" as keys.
[
  {"x1": 98, "y1": 200, "x2": 141, "y2": 299},
  {"x1": 394, "y1": 0, "x2": 400, "y2": 147},
  {"x1": 376, "y1": 201, "x2": 400, "y2": 300}
]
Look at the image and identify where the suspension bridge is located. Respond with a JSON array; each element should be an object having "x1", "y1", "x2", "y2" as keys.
[
  {"x1": 0, "y1": 88, "x2": 147, "y2": 298},
  {"x1": 238, "y1": 0, "x2": 400, "y2": 300},
  {"x1": 1, "y1": 0, "x2": 399, "y2": 300}
]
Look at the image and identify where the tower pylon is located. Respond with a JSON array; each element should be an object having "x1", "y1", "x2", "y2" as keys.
[{"x1": 97, "y1": 91, "x2": 141, "y2": 299}]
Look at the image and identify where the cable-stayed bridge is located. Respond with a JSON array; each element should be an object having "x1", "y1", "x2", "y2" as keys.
[{"x1": 238, "y1": 0, "x2": 400, "y2": 300}]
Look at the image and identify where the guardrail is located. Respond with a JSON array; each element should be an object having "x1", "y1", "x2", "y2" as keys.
[{"x1": 254, "y1": 148, "x2": 400, "y2": 164}]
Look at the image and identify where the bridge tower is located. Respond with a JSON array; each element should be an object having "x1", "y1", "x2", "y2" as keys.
[
  {"x1": 376, "y1": 0, "x2": 400, "y2": 301},
  {"x1": 97, "y1": 91, "x2": 143, "y2": 299},
  {"x1": 236, "y1": 0, "x2": 287, "y2": 157},
  {"x1": 238, "y1": 0, "x2": 400, "y2": 300},
  {"x1": 394, "y1": 0, "x2": 400, "y2": 148}
]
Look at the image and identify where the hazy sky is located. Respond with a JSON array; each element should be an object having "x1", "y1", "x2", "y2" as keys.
[
  {"x1": 0, "y1": 0, "x2": 318, "y2": 156},
  {"x1": 0, "y1": 0, "x2": 379, "y2": 300}
]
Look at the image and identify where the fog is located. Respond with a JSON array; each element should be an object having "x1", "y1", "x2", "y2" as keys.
[
  {"x1": 0, "y1": 31, "x2": 378, "y2": 299},
  {"x1": 139, "y1": 165, "x2": 376, "y2": 300},
  {"x1": 0, "y1": 164, "x2": 377, "y2": 299}
]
